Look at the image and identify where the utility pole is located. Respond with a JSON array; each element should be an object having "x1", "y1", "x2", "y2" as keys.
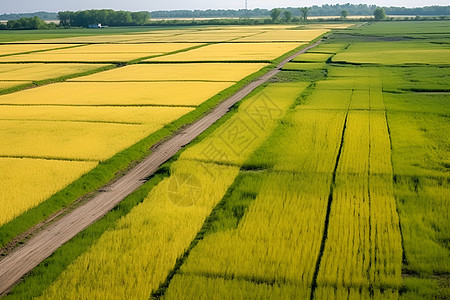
[{"x1": 245, "y1": 0, "x2": 248, "y2": 18}]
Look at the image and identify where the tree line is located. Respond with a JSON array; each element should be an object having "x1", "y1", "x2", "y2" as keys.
[
  {"x1": 152, "y1": 5, "x2": 450, "y2": 18},
  {"x1": 0, "y1": 16, "x2": 57, "y2": 30},
  {"x1": 57, "y1": 10, "x2": 150, "y2": 27},
  {"x1": 0, "y1": 5, "x2": 448, "y2": 30}
]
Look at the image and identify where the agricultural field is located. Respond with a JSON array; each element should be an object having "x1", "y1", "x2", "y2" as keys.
[
  {"x1": 0, "y1": 24, "x2": 324, "y2": 257},
  {"x1": 145, "y1": 42, "x2": 305, "y2": 62},
  {"x1": 0, "y1": 63, "x2": 111, "y2": 81},
  {"x1": 0, "y1": 43, "x2": 202, "y2": 62},
  {"x1": 0, "y1": 20, "x2": 448, "y2": 300},
  {"x1": 0, "y1": 44, "x2": 76, "y2": 56},
  {"x1": 68, "y1": 63, "x2": 269, "y2": 82}
]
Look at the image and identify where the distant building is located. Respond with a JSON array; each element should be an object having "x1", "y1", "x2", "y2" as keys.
[{"x1": 88, "y1": 23, "x2": 102, "y2": 28}]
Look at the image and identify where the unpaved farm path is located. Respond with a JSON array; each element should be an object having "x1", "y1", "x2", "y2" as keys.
[{"x1": 0, "y1": 39, "x2": 322, "y2": 296}]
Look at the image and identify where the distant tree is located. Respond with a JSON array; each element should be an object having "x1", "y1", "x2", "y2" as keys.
[
  {"x1": 270, "y1": 8, "x2": 281, "y2": 23},
  {"x1": 283, "y1": 10, "x2": 292, "y2": 22},
  {"x1": 341, "y1": 10, "x2": 349, "y2": 19},
  {"x1": 130, "y1": 11, "x2": 150, "y2": 25},
  {"x1": 374, "y1": 7, "x2": 386, "y2": 20},
  {"x1": 300, "y1": 7, "x2": 310, "y2": 21},
  {"x1": 58, "y1": 11, "x2": 73, "y2": 26},
  {"x1": 6, "y1": 16, "x2": 47, "y2": 29}
]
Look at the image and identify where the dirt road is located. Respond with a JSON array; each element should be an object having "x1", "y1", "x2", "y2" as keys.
[{"x1": 0, "y1": 40, "x2": 322, "y2": 296}]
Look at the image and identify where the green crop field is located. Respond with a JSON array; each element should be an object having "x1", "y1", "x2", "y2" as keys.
[{"x1": 0, "y1": 20, "x2": 448, "y2": 300}]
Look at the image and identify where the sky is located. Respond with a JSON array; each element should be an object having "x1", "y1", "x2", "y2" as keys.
[{"x1": 1, "y1": 0, "x2": 448, "y2": 14}]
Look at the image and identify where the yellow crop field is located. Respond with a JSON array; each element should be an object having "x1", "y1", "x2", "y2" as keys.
[
  {"x1": 0, "y1": 63, "x2": 110, "y2": 81},
  {"x1": 145, "y1": 42, "x2": 304, "y2": 62},
  {"x1": 306, "y1": 24, "x2": 354, "y2": 29},
  {"x1": 180, "y1": 82, "x2": 308, "y2": 165},
  {"x1": 70, "y1": 63, "x2": 268, "y2": 82},
  {"x1": 149, "y1": 31, "x2": 258, "y2": 42},
  {"x1": 0, "y1": 52, "x2": 164, "y2": 62},
  {"x1": 0, "y1": 81, "x2": 234, "y2": 106},
  {"x1": 0, "y1": 43, "x2": 201, "y2": 62},
  {"x1": 0, "y1": 120, "x2": 169, "y2": 161},
  {"x1": 20, "y1": 32, "x2": 196, "y2": 44},
  {"x1": 0, "y1": 81, "x2": 31, "y2": 90},
  {"x1": 165, "y1": 275, "x2": 309, "y2": 299},
  {"x1": 21, "y1": 35, "x2": 148, "y2": 44},
  {"x1": 223, "y1": 25, "x2": 299, "y2": 30},
  {"x1": 0, "y1": 158, "x2": 97, "y2": 226},
  {"x1": 38, "y1": 160, "x2": 240, "y2": 300},
  {"x1": 50, "y1": 43, "x2": 202, "y2": 53},
  {"x1": 0, "y1": 105, "x2": 193, "y2": 126},
  {"x1": 236, "y1": 29, "x2": 329, "y2": 42},
  {"x1": 0, "y1": 44, "x2": 75, "y2": 56}
]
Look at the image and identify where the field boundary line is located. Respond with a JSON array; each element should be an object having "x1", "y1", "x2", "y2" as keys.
[
  {"x1": 309, "y1": 86, "x2": 354, "y2": 299},
  {"x1": 0, "y1": 39, "x2": 323, "y2": 296}
]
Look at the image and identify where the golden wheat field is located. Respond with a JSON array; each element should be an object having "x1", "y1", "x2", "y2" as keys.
[
  {"x1": 0, "y1": 81, "x2": 234, "y2": 106},
  {"x1": 146, "y1": 42, "x2": 305, "y2": 62},
  {"x1": 0, "y1": 63, "x2": 111, "y2": 81},
  {"x1": 236, "y1": 29, "x2": 329, "y2": 42},
  {"x1": 0, "y1": 43, "x2": 202, "y2": 62},
  {"x1": 0, "y1": 158, "x2": 97, "y2": 226},
  {"x1": 0, "y1": 44, "x2": 76, "y2": 56},
  {"x1": 70, "y1": 63, "x2": 269, "y2": 82},
  {"x1": 0, "y1": 117, "x2": 186, "y2": 161},
  {"x1": 0, "y1": 105, "x2": 193, "y2": 125}
]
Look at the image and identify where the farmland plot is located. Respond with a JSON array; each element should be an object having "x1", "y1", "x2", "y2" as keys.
[
  {"x1": 0, "y1": 81, "x2": 234, "y2": 106},
  {"x1": 0, "y1": 44, "x2": 77, "y2": 56},
  {"x1": 145, "y1": 43, "x2": 305, "y2": 62},
  {"x1": 69, "y1": 63, "x2": 268, "y2": 82},
  {"x1": 235, "y1": 29, "x2": 328, "y2": 42},
  {"x1": 0, "y1": 120, "x2": 173, "y2": 161},
  {"x1": 0, "y1": 158, "x2": 97, "y2": 226},
  {"x1": 0, "y1": 43, "x2": 201, "y2": 62},
  {"x1": 0, "y1": 105, "x2": 193, "y2": 125},
  {"x1": 316, "y1": 112, "x2": 403, "y2": 296},
  {"x1": 332, "y1": 41, "x2": 450, "y2": 65},
  {"x1": 0, "y1": 63, "x2": 111, "y2": 81}
]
